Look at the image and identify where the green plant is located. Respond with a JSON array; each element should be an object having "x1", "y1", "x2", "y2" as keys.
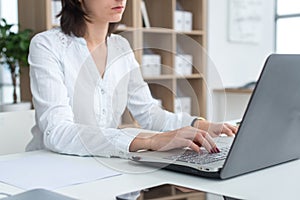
[{"x1": 0, "y1": 18, "x2": 32, "y2": 104}]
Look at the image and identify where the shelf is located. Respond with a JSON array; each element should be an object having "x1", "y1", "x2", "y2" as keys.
[
  {"x1": 215, "y1": 88, "x2": 254, "y2": 94},
  {"x1": 142, "y1": 28, "x2": 175, "y2": 34},
  {"x1": 175, "y1": 74, "x2": 204, "y2": 79},
  {"x1": 143, "y1": 75, "x2": 174, "y2": 80},
  {"x1": 116, "y1": 26, "x2": 136, "y2": 32},
  {"x1": 143, "y1": 74, "x2": 204, "y2": 80},
  {"x1": 177, "y1": 30, "x2": 205, "y2": 35},
  {"x1": 139, "y1": 28, "x2": 205, "y2": 36}
]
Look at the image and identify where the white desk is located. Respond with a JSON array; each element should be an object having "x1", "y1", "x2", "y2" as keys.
[{"x1": 0, "y1": 150, "x2": 299, "y2": 200}]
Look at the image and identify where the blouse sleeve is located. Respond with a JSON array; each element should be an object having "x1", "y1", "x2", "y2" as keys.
[{"x1": 29, "y1": 33, "x2": 141, "y2": 157}]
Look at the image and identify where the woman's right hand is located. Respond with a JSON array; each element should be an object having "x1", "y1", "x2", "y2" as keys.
[{"x1": 129, "y1": 126, "x2": 219, "y2": 153}]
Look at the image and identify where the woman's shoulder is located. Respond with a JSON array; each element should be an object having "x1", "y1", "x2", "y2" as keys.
[
  {"x1": 109, "y1": 33, "x2": 128, "y2": 42},
  {"x1": 30, "y1": 28, "x2": 74, "y2": 49},
  {"x1": 108, "y1": 34, "x2": 132, "y2": 52}
]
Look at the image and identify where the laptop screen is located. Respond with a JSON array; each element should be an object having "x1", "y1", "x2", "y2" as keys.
[{"x1": 221, "y1": 54, "x2": 300, "y2": 179}]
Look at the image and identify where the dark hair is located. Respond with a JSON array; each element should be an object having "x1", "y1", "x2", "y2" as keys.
[{"x1": 57, "y1": 0, "x2": 119, "y2": 37}]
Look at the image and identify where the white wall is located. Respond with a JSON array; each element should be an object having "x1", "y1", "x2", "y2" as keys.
[
  {"x1": 206, "y1": 0, "x2": 275, "y2": 121},
  {"x1": 0, "y1": 0, "x2": 18, "y2": 24}
]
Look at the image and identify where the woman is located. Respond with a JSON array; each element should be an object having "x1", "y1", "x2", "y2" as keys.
[{"x1": 26, "y1": 0, "x2": 237, "y2": 157}]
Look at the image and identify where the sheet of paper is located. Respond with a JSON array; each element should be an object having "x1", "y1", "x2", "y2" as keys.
[{"x1": 0, "y1": 153, "x2": 121, "y2": 190}]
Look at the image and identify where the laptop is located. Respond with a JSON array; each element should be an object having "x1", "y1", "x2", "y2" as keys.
[{"x1": 130, "y1": 54, "x2": 300, "y2": 179}]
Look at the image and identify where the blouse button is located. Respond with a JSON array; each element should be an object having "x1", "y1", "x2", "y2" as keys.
[{"x1": 101, "y1": 89, "x2": 105, "y2": 95}]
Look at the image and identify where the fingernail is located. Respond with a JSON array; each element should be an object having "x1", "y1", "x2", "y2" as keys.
[
  {"x1": 216, "y1": 147, "x2": 220, "y2": 153},
  {"x1": 211, "y1": 148, "x2": 217, "y2": 154}
]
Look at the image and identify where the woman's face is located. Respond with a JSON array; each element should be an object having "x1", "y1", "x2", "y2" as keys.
[{"x1": 82, "y1": 0, "x2": 127, "y2": 23}]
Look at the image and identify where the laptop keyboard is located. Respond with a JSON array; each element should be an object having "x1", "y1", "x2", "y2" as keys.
[{"x1": 164, "y1": 146, "x2": 230, "y2": 165}]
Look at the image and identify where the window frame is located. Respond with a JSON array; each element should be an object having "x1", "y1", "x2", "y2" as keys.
[{"x1": 275, "y1": 0, "x2": 300, "y2": 52}]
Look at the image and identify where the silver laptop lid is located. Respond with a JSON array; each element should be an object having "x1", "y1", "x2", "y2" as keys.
[{"x1": 221, "y1": 54, "x2": 300, "y2": 179}]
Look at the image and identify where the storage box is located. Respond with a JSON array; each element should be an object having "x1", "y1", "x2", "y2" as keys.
[
  {"x1": 175, "y1": 54, "x2": 193, "y2": 75},
  {"x1": 141, "y1": 54, "x2": 161, "y2": 77},
  {"x1": 174, "y1": 11, "x2": 193, "y2": 31},
  {"x1": 183, "y1": 11, "x2": 193, "y2": 31},
  {"x1": 174, "y1": 10, "x2": 184, "y2": 31}
]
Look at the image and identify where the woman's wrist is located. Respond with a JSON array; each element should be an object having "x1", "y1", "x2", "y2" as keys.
[
  {"x1": 191, "y1": 117, "x2": 206, "y2": 127},
  {"x1": 192, "y1": 117, "x2": 209, "y2": 131},
  {"x1": 129, "y1": 132, "x2": 154, "y2": 152}
]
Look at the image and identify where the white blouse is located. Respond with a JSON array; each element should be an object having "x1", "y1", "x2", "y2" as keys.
[{"x1": 26, "y1": 28, "x2": 195, "y2": 158}]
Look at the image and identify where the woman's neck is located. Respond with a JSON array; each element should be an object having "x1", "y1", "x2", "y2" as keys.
[{"x1": 84, "y1": 22, "x2": 109, "y2": 51}]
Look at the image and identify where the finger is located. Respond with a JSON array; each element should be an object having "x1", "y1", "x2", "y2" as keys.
[
  {"x1": 221, "y1": 125, "x2": 235, "y2": 137},
  {"x1": 207, "y1": 123, "x2": 223, "y2": 137},
  {"x1": 177, "y1": 127, "x2": 218, "y2": 152},
  {"x1": 184, "y1": 140, "x2": 201, "y2": 153},
  {"x1": 201, "y1": 131, "x2": 220, "y2": 153},
  {"x1": 194, "y1": 131, "x2": 215, "y2": 153},
  {"x1": 224, "y1": 123, "x2": 238, "y2": 134}
]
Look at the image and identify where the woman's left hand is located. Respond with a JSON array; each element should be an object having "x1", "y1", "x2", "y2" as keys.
[{"x1": 193, "y1": 120, "x2": 238, "y2": 137}]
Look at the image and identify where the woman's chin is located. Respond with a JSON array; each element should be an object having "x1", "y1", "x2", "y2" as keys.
[{"x1": 110, "y1": 16, "x2": 123, "y2": 23}]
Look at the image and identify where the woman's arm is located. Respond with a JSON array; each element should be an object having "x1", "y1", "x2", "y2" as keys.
[
  {"x1": 29, "y1": 33, "x2": 140, "y2": 157},
  {"x1": 129, "y1": 126, "x2": 220, "y2": 153}
]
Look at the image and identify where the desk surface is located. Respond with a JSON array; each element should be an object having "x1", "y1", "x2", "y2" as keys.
[{"x1": 0, "y1": 150, "x2": 299, "y2": 200}]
